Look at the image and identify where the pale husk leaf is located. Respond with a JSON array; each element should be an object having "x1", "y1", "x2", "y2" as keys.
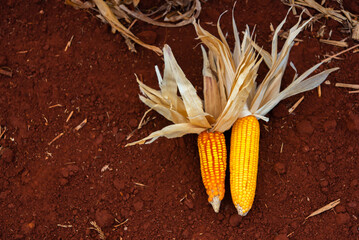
[
  {"x1": 213, "y1": 54, "x2": 261, "y2": 132},
  {"x1": 202, "y1": 46, "x2": 222, "y2": 119},
  {"x1": 163, "y1": 45, "x2": 211, "y2": 128},
  {"x1": 255, "y1": 67, "x2": 339, "y2": 117},
  {"x1": 126, "y1": 123, "x2": 206, "y2": 146},
  {"x1": 139, "y1": 96, "x2": 188, "y2": 124},
  {"x1": 194, "y1": 21, "x2": 236, "y2": 96},
  {"x1": 249, "y1": 12, "x2": 315, "y2": 115}
]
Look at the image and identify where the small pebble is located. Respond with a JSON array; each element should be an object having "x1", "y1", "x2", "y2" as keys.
[
  {"x1": 129, "y1": 118, "x2": 138, "y2": 128},
  {"x1": 21, "y1": 221, "x2": 35, "y2": 235},
  {"x1": 320, "y1": 180, "x2": 328, "y2": 187},
  {"x1": 43, "y1": 44, "x2": 50, "y2": 51},
  {"x1": 274, "y1": 162, "x2": 286, "y2": 174},
  {"x1": 229, "y1": 214, "x2": 242, "y2": 227},
  {"x1": 302, "y1": 145, "x2": 310, "y2": 152}
]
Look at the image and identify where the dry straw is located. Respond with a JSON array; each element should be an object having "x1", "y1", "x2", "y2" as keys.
[
  {"x1": 66, "y1": 0, "x2": 202, "y2": 54},
  {"x1": 283, "y1": 0, "x2": 359, "y2": 40}
]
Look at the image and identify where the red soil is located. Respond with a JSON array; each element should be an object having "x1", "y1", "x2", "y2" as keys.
[{"x1": 0, "y1": 0, "x2": 358, "y2": 239}]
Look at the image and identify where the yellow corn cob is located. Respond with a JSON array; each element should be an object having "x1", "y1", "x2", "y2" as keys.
[
  {"x1": 197, "y1": 131, "x2": 227, "y2": 213},
  {"x1": 230, "y1": 115, "x2": 260, "y2": 216}
]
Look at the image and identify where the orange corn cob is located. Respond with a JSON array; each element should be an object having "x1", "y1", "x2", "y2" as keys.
[
  {"x1": 230, "y1": 115, "x2": 260, "y2": 216},
  {"x1": 197, "y1": 131, "x2": 227, "y2": 213}
]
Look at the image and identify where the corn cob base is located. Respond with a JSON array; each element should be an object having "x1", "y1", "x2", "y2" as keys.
[
  {"x1": 197, "y1": 131, "x2": 227, "y2": 213},
  {"x1": 230, "y1": 115, "x2": 260, "y2": 216}
]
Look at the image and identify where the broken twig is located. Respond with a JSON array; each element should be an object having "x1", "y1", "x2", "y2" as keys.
[
  {"x1": 288, "y1": 96, "x2": 305, "y2": 114},
  {"x1": 0, "y1": 68, "x2": 12, "y2": 77},
  {"x1": 306, "y1": 199, "x2": 340, "y2": 219},
  {"x1": 64, "y1": 35, "x2": 74, "y2": 52},
  {"x1": 74, "y1": 118, "x2": 87, "y2": 131},
  {"x1": 48, "y1": 132, "x2": 64, "y2": 145}
]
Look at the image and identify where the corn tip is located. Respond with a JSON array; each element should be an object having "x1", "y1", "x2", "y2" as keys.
[
  {"x1": 235, "y1": 204, "x2": 249, "y2": 216},
  {"x1": 210, "y1": 196, "x2": 221, "y2": 213}
]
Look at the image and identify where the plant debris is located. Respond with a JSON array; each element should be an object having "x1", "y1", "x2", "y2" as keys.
[
  {"x1": 0, "y1": 68, "x2": 12, "y2": 77},
  {"x1": 65, "y1": 0, "x2": 202, "y2": 54},
  {"x1": 282, "y1": 0, "x2": 359, "y2": 40},
  {"x1": 89, "y1": 221, "x2": 106, "y2": 240},
  {"x1": 306, "y1": 199, "x2": 340, "y2": 219},
  {"x1": 319, "y1": 39, "x2": 348, "y2": 48},
  {"x1": 74, "y1": 118, "x2": 87, "y2": 131}
]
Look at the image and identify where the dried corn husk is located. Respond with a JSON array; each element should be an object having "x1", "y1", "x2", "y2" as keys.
[
  {"x1": 66, "y1": 0, "x2": 202, "y2": 54},
  {"x1": 127, "y1": 14, "x2": 261, "y2": 145},
  {"x1": 128, "y1": 9, "x2": 338, "y2": 146},
  {"x1": 282, "y1": 0, "x2": 358, "y2": 40},
  {"x1": 246, "y1": 10, "x2": 339, "y2": 120}
]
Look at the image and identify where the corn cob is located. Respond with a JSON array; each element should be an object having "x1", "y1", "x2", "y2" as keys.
[
  {"x1": 230, "y1": 115, "x2": 260, "y2": 216},
  {"x1": 197, "y1": 131, "x2": 227, "y2": 213}
]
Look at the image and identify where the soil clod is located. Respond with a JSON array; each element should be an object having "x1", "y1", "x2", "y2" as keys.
[
  {"x1": 95, "y1": 209, "x2": 114, "y2": 228},
  {"x1": 0, "y1": 148, "x2": 14, "y2": 163},
  {"x1": 274, "y1": 162, "x2": 286, "y2": 174},
  {"x1": 296, "y1": 120, "x2": 314, "y2": 136},
  {"x1": 229, "y1": 214, "x2": 242, "y2": 227},
  {"x1": 133, "y1": 201, "x2": 144, "y2": 211},
  {"x1": 335, "y1": 213, "x2": 350, "y2": 225}
]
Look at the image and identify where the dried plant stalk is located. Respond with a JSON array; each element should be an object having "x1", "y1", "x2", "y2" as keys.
[
  {"x1": 319, "y1": 39, "x2": 348, "y2": 48},
  {"x1": 335, "y1": 83, "x2": 359, "y2": 89},
  {"x1": 352, "y1": 23, "x2": 359, "y2": 41},
  {"x1": 306, "y1": 199, "x2": 340, "y2": 219},
  {"x1": 65, "y1": 0, "x2": 202, "y2": 54},
  {"x1": 282, "y1": 0, "x2": 358, "y2": 39}
]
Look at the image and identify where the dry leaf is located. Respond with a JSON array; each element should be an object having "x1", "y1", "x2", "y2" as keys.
[
  {"x1": 319, "y1": 39, "x2": 348, "y2": 48},
  {"x1": 66, "y1": 0, "x2": 202, "y2": 54},
  {"x1": 128, "y1": 9, "x2": 338, "y2": 145},
  {"x1": 306, "y1": 199, "x2": 340, "y2": 219}
]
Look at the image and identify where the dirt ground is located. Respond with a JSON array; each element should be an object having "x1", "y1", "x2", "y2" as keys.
[{"x1": 0, "y1": 0, "x2": 358, "y2": 239}]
